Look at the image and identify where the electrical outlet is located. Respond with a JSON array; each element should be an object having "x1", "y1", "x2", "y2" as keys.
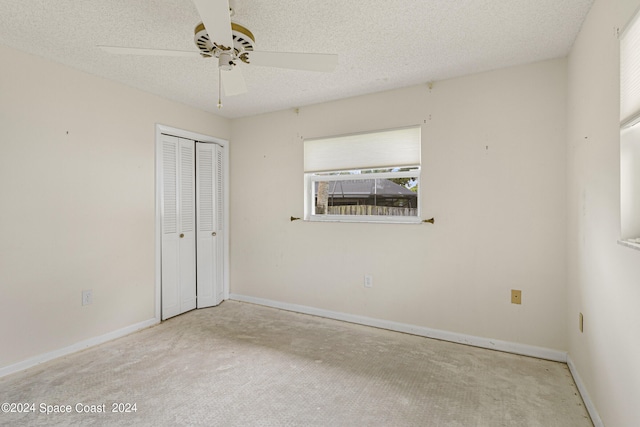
[
  {"x1": 82, "y1": 290, "x2": 93, "y2": 306},
  {"x1": 511, "y1": 289, "x2": 522, "y2": 305},
  {"x1": 579, "y1": 312, "x2": 584, "y2": 333},
  {"x1": 364, "y1": 275, "x2": 373, "y2": 288}
]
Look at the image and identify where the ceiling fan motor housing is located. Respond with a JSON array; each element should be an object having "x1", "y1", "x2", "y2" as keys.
[{"x1": 194, "y1": 21, "x2": 255, "y2": 63}]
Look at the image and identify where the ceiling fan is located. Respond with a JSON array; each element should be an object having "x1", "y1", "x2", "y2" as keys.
[{"x1": 98, "y1": 0, "x2": 338, "y2": 108}]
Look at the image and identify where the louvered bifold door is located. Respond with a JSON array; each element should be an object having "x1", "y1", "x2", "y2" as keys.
[
  {"x1": 215, "y1": 145, "x2": 224, "y2": 304},
  {"x1": 178, "y1": 138, "x2": 197, "y2": 313},
  {"x1": 161, "y1": 135, "x2": 196, "y2": 320},
  {"x1": 196, "y1": 142, "x2": 220, "y2": 308}
]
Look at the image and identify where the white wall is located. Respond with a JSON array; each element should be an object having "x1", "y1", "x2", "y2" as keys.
[
  {"x1": 567, "y1": 0, "x2": 640, "y2": 426},
  {"x1": 230, "y1": 58, "x2": 568, "y2": 351},
  {"x1": 0, "y1": 44, "x2": 230, "y2": 369}
]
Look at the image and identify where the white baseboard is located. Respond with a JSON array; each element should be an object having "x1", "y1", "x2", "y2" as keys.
[
  {"x1": 229, "y1": 294, "x2": 567, "y2": 363},
  {"x1": 0, "y1": 318, "x2": 159, "y2": 378},
  {"x1": 567, "y1": 355, "x2": 604, "y2": 427}
]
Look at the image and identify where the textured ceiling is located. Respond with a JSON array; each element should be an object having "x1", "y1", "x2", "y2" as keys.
[{"x1": 0, "y1": 0, "x2": 594, "y2": 119}]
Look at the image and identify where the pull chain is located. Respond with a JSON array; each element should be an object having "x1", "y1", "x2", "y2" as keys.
[{"x1": 217, "y1": 68, "x2": 223, "y2": 109}]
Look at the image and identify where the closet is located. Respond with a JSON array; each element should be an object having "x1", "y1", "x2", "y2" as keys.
[{"x1": 159, "y1": 133, "x2": 225, "y2": 320}]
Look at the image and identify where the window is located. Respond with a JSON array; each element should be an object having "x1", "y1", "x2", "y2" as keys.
[
  {"x1": 620, "y1": 9, "x2": 640, "y2": 247},
  {"x1": 304, "y1": 126, "x2": 421, "y2": 223}
]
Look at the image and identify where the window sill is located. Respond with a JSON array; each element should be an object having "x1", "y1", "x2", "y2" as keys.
[
  {"x1": 617, "y1": 239, "x2": 640, "y2": 252},
  {"x1": 307, "y1": 215, "x2": 423, "y2": 224}
]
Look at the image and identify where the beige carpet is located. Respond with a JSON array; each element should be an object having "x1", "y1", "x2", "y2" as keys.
[{"x1": 0, "y1": 301, "x2": 592, "y2": 426}]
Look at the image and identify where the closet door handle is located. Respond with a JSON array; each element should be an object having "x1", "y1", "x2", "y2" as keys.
[
  {"x1": 180, "y1": 233, "x2": 185, "y2": 238},
  {"x1": 212, "y1": 232, "x2": 217, "y2": 236}
]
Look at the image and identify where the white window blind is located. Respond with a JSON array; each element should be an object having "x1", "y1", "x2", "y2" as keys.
[
  {"x1": 621, "y1": 11, "x2": 640, "y2": 127},
  {"x1": 304, "y1": 126, "x2": 421, "y2": 173}
]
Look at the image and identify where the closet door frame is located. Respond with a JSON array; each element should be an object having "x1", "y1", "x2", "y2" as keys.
[{"x1": 154, "y1": 124, "x2": 229, "y2": 322}]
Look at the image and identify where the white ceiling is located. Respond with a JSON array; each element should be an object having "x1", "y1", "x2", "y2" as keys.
[{"x1": 0, "y1": 0, "x2": 594, "y2": 119}]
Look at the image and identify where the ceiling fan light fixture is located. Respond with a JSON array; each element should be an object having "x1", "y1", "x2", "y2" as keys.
[{"x1": 218, "y1": 52, "x2": 234, "y2": 70}]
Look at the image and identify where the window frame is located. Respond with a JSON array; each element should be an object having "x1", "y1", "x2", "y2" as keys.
[
  {"x1": 619, "y1": 7, "x2": 640, "y2": 250},
  {"x1": 304, "y1": 167, "x2": 422, "y2": 224}
]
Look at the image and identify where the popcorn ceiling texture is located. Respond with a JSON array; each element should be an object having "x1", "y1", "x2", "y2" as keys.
[{"x1": 0, "y1": 0, "x2": 593, "y2": 118}]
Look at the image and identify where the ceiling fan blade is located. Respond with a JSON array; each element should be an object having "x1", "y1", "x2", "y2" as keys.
[
  {"x1": 247, "y1": 51, "x2": 338, "y2": 72},
  {"x1": 98, "y1": 45, "x2": 200, "y2": 57},
  {"x1": 221, "y1": 66, "x2": 247, "y2": 96},
  {"x1": 192, "y1": 0, "x2": 233, "y2": 49}
]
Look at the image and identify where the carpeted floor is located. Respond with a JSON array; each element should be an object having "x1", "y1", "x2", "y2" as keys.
[{"x1": 0, "y1": 301, "x2": 592, "y2": 426}]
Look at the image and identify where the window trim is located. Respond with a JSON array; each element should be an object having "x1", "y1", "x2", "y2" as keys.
[
  {"x1": 619, "y1": 7, "x2": 640, "y2": 249},
  {"x1": 304, "y1": 167, "x2": 422, "y2": 224}
]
